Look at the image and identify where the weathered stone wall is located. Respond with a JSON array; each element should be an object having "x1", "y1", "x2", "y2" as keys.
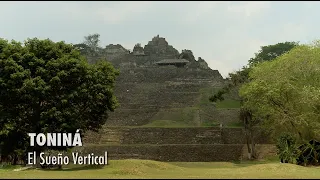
[
  {"x1": 104, "y1": 44, "x2": 129, "y2": 54},
  {"x1": 50, "y1": 143, "x2": 277, "y2": 162},
  {"x1": 143, "y1": 35, "x2": 179, "y2": 57},
  {"x1": 76, "y1": 35, "x2": 275, "y2": 162},
  {"x1": 241, "y1": 144, "x2": 277, "y2": 160},
  {"x1": 104, "y1": 66, "x2": 224, "y2": 126},
  {"x1": 85, "y1": 35, "x2": 225, "y2": 127},
  {"x1": 200, "y1": 108, "x2": 241, "y2": 126},
  {"x1": 76, "y1": 144, "x2": 245, "y2": 162},
  {"x1": 81, "y1": 127, "x2": 274, "y2": 162},
  {"x1": 106, "y1": 82, "x2": 204, "y2": 126},
  {"x1": 120, "y1": 127, "x2": 223, "y2": 144},
  {"x1": 116, "y1": 67, "x2": 223, "y2": 83},
  {"x1": 83, "y1": 127, "x2": 273, "y2": 145}
]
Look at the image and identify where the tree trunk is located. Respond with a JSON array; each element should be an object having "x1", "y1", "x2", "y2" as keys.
[
  {"x1": 35, "y1": 149, "x2": 42, "y2": 168},
  {"x1": 250, "y1": 130, "x2": 256, "y2": 159},
  {"x1": 245, "y1": 130, "x2": 252, "y2": 159},
  {"x1": 12, "y1": 154, "x2": 18, "y2": 165}
]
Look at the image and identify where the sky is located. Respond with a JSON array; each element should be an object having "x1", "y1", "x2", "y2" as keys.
[{"x1": 1, "y1": 1, "x2": 319, "y2": 77}]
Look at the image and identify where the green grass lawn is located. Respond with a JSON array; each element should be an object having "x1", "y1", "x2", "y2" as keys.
[{"x1": 1, "y1": 159, "x2": 320, "y2": 179}]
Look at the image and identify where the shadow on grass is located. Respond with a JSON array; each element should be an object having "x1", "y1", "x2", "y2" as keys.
[
  {"x1": 232, "y1": 155, "x2": 280, "y2": 167},
  {"x1": 0, "y1": 164, "x2": 23, "y2": 170},
  {"x1": 36, "y1": 165, "x2": 105, "y2": 171},
  {"x1": 232, "y1": 160, "x2": 265, "y2": 167}
]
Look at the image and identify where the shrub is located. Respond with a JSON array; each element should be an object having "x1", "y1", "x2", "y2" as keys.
[
  {"x1": 276, "y1": 133, "x2": 298, "y2": 163},
  {"x1": 296, "y1": 140, "x2": 320, "y2": 166}
]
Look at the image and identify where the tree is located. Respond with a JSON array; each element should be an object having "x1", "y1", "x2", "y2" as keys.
[
  {"x1": 134, "y1": 43, "x2": 142, "y2": 48},
  {"x1": 248, "y1": 41, "x2": 299, "y2": 66},
  {"x1": 209, "y1": 41, "x2": 298, "y2": 159},
  {"x1": 74, "y1": 33, "x2": 102, "y2": 57},
  {"x1": 210, "y1": 67, "x2": 260, "y2": 159},
  {"x1": 84, "y1": 33, "x2": 101, "y2": 52},
  {"x1": 179, "y1": 49, "x2": 195, "y2": 61},
  {"x1": 239, "y1": 42, "x2": 320, "y2": 142},
  {"x1": 73, "y1": 43, "x2": 95, "y2": 56},
  {"x1": 0, "y1": 38, "x2": 119, "y2": 164}
]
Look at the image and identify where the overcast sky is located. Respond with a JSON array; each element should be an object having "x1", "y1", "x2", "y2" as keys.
[{"x1": 1, "y1": 1, "x2": 319, "y2": 77}]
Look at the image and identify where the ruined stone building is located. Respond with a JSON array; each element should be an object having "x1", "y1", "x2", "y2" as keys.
[
  {"x1": 81, "y1": 35, "x2": 273, "y2": 162},
  {"x1": 84, "y1": 35, "x2": 224, "y2": 126}
]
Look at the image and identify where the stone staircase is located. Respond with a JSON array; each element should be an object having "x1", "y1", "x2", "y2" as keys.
[
  {"x1": 99, "y1": 128, "x2": 125, "y2": 145},
  {"x1": 81, "y1": 127, "x2": 271, "y2": 162}
]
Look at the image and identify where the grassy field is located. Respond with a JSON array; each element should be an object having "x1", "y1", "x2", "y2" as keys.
[{"x1": 1, "y1": 158, "x2": 320, "y2": 179}]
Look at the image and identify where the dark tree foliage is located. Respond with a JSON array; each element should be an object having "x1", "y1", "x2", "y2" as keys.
[
  {"x1": 0, "y1": 38, "x2": 119, "y2": 164},
  {"x1": 248, "y1": 42, "x2": 299, "y2": 66}
]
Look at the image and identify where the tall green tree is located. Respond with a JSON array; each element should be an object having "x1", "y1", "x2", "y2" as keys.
[
  {"x1": 209, "y1": 41, "x2": 298, "y2": 159},
  {"x1": 73, "y1": 43, "x2": 95, "y2": 56},
  {"x1": 74, "y1": 33, "x2": 102, "y2": 57},
  {"x1": 84, "y1": 33, "x2": 101, "y2": 52},
  {"x1": 240, "y1": 42, "x2": 320, "y2": 142},
  {"x1": 248, "y1": 41, "x2": 299, "y2": 66},
  {"x1": 0, "y1": 38, "x2": 119, "y2": 164}
]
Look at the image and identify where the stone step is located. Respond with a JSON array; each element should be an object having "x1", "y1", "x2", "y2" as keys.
[{"x1": 80, "y1": 144, "x2": 245, "y2": 162}]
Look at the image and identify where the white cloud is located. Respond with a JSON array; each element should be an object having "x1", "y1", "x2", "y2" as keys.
[
  {"x1": 183, "y1": 2, "x2": 225, "y2": 23},
  {"x1": 95, "y1": 2, "x2": 154, "y2": 24},
  {"x1": 0, "y1": 1, "x2": 318, "y2": 78},
  {"x1": 227, "y1": 1, "x2": 271, "y2": 17},
  {"x1": 207, "y1": 60, "x2": 233, "y2": 78},
  {"x1": 279, "y1": 23, "x2": 307, "y2": 41}
]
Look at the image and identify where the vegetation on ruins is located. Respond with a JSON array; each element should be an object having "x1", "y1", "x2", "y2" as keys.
[
  {"x1": 74, "y1": 33, "x2": 102, "y2": 58},
  {"x1": 1, "y1": 32, "x2": 317, "y2": 168},
  {"x1": 134, "y1": 43, "x2": 142, "y2": 48},
  {"x1": 240, "y1": 42, "x2": 320, "y2": 165},
  {"x1": 0, "y1": 38, "x2": 119, "y2": 165},
  {"x1": 240, "y1": 43, "x2": 320, "y2": 141},
  {"x1": 179, "y1": 49, "x2": 196, "y2": 62},
  {"x1": 209, "y1": 41, "x2": 299, "y2": 159}
]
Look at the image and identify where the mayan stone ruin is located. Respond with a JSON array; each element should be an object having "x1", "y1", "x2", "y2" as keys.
[{"x1": 81, "y1": 35, "x2": 275, "y2": 161}]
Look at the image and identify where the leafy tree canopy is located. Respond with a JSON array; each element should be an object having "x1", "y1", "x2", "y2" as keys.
[
  {"x1": 239, "y1": 42, "x2": 320, "y2": 141},
  {"x1": 248, "y1": 41, "x2": 299, "y2": 66},
  {"x1": 0, "y1": 38, "x2": 119, "y2": 159}
]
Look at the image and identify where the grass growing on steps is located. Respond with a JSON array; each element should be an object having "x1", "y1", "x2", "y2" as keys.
[
  {"x1": 215, "y1": 99, "x2": 241, "y2": 108},
  {"x1": 201, "y1": 121, "x2": 220, "y2": 127},
  {"x1": 198, "y1": 87, "x2": 218, "y2": 106},
  {"x1": 141, "y1": 87, "x2": 241, "y2": 128},
  {"x1": 226, "y1": 121, "x2": 244, "y2": 127},
  {"x1": 144, "y1": 107, "x2": 199, "y2": 127},
  {"x1": 198, "y1": 87, "x2": 240, "y2": 108},
  {"x1": 2, "y1": 158, "x2": 320, "y2": 179},
  {"x1": 142, "y1": 120, "x2": 192, "y2": 127}
]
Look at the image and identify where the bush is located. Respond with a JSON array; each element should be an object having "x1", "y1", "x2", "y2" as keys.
[
  {"x1": 296, "y1": 140, "x2": 320, "y2": 166},
  {"x1": 276, "y1": 133, "x2": 298, "y2": 163}
]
